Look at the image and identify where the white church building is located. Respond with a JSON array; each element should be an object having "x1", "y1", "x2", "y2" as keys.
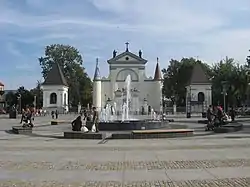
[{"x1": 93, "y1": 43, "x2": 163, "y2": 115}]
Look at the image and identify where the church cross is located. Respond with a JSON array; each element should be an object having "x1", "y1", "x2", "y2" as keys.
[{"x1": 125, "y1": 42, "x2": 129, "y2": 52}]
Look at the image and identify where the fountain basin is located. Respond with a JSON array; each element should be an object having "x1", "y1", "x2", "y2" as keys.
[{"x1": 86, "y1": 120, "x2": 169, "y2": 131}]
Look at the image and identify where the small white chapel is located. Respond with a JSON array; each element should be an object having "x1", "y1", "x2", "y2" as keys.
[
  {"x1": 92, "y1": 43, "x2": 163, "y2": 114},
  {"x1": 41, "y1": 62, "x2": 69, "y2": 113}
]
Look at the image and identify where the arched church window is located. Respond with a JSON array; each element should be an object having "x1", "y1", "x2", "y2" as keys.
[
  {"x1": 197, "y1": 92, "x2": 205, "y2": 102},
  {"x1": 116, "y1": 69, "x2": 139, "y2": 81},
  {"x1": 50, "y1": 93, "x2": 57, "y2": 104}
]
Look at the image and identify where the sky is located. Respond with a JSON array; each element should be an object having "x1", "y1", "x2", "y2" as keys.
[{"x1": 1, "y1": 0, "x2": 250, "y2": 90}]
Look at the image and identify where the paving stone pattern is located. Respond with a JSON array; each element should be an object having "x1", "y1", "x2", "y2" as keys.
[
  {"x1": 0, "y1": 178, "x2": 249, "y2": 187},
  {"x1": 1, "y1": 158, "x2": 250, "y2": 171},
  {"x1": 1, "y1": 117, "x2": 250, "y2": 186},
  {"x1": 2, "y1": 143, "x2": 250, "y2": 151}
]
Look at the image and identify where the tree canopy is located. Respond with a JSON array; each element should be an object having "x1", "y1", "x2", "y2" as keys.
[
  {"x1": 162, "y1": 58, "x2": 211, "y2": 106},
  {"x1": 39, "y1": 44, "x2": 92, "y2": 106},
  {"x1": 30, "y1": 81, "x2": 43, "y2": 109},
  {"x1": 17, "y1": 86, "x2": 34, "y2": 109},
  {"x1": 162, "y1": 55, "x2": 249, "y2": 107}
]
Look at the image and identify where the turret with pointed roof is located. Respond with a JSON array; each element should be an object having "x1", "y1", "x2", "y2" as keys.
[
  {"x1": 153, "y1": 57, "x2": 162, "y2": 81},
  {"x1": 42, "y1": 62, "x2": 68, "y2": 86},
  {"x1": 93, "y1": 58, "x2": 101, "y2": 81},
  {"x1": 92, "y1": 58, "x2": 102, "y2": 109}
]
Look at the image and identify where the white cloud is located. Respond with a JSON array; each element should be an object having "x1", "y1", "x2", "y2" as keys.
[
  {"x1": 1, "y1": 0, "x2": 250, "y2": 89},
  {"x1": 90, "y1": 0, "x2": 226, "y2": 34},
  {"x1": 5, "y1": 42, "x2": 22, "y2": 56}
]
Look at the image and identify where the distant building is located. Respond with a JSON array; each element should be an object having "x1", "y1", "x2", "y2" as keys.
[{"x1": 186, "y1": 64, "x2": 212, "y2": 118}]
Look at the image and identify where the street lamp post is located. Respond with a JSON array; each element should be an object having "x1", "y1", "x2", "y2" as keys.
[
  {"x1": 186, "y1": 86, "x2": 191, "y2": 118},
  {"x1": 246, "y1": 68, "x2": 250, "y2": 107},
  {"x1": 221, "y1": 81, "x2": 228, "y2": 112}
]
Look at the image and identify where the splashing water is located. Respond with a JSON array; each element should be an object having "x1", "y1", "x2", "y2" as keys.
[{"x1": 124, "y1": 75, "x2": 131, "y2": 121}]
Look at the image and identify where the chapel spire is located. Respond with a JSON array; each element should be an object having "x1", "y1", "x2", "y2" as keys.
[
  {"x1": 153, "y1": 57, "x2": 162, "y2": 81},
  {"x1": 93, "y1": 58, "x2": 101, "y2": 81}
]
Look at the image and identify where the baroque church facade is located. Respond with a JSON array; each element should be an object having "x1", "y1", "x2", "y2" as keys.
[{"x1": 93, "y1": 43, "x2": 163, "y2": 114}]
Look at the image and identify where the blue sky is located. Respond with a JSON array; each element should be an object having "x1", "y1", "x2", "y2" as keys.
[{"x1": 1, "y1": 0, "x2": 250, "y2": 89}]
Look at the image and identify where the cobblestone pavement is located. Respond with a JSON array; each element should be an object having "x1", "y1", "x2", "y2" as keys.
[
  {"x1": 0, "y1": 178, "x2": 249, "y2": 187},
  {"x1": 1, "y1": 143, "x2": 250, "y2": 151},
  {"x1": 1, "y1": 117, "x2": 250, "y2": 186},
  {"x1": 1, "y1": 158, "x2": 250, "y2": 171}
]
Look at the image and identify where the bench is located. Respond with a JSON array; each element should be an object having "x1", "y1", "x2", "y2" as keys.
[
  {"x1": 132, "y1": 129, "x2": 194, "y2": 139},
  {"x1": 64, "y1": 131, "x2": 103, "y2": 139},
  {"x1": 214, "y1": 123, "x2": 243, "y2": 133},
  {"x1": 12, "y1": 126, "x2": 32, "y2": 134},
  {"x1": 51, "y1": 120, "x2": 68, "y2": 125}
]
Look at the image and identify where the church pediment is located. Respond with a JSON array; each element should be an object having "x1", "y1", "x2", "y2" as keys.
[{"x1": 107, "y1": 51, "x2": 147, "y2": 64}]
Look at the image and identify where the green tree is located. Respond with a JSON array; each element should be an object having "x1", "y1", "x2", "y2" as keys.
[
  {"x1": 162, "y1": 57, "x2": 211, "y2": 106},
  {"x1": 38, "y1": 44, "x2": 92, "y2": 106},
  {"x1": 17, "y1": 86, "x2": 34, "y2": 109},
  {"x1": 30, "y1": 80, "x2": 43, "y2": 108},
  {"x1": 5, "y1": 91, "x2": 17, "y2": 107},
  {"x1": 247, "y1": 49, "x2": 250, "y2": 66},
  {"x1": 211, "y1": 57, "x2": 247, "y2": 107}
]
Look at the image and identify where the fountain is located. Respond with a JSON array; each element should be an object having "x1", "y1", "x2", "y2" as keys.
[
  {"x1": 125, "y1": 74, "x2": 131, "y2": 121},
  {"x1": 97, "y1": 75, "x2": 169, "y2": 131}
]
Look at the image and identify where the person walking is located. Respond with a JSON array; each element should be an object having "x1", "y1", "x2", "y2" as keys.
[
  {"x1": 20, "y1": 108, "x2": 26, "y2": 124},
  {"x1": 206, "y1": 105, "x2": 213, "y2": 130},
  {"x1": 229, "y1": 107, "x2": 236, "y2": 121},
  {"x1": 55, "y1": 110, "x2": 58, "y2": 119}
]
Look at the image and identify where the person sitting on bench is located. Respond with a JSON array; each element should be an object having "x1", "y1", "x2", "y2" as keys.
[{"x1": 71, "y1": 116, "x2": 82, "y2": 131}]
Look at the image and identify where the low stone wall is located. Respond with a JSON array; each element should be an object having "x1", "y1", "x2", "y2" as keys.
[
  {"x1": 97, "y1": 120, "x2": 169, "y2": 131},
  {"x1": 64, "y1": 132, "x2": 103, "y2": 139},
  {"x1": 131, "y1": 129, "x2": 194, "y2": 139},
  {"x1": 63, "y1": 129, "x2": 194, "y2": 139}
]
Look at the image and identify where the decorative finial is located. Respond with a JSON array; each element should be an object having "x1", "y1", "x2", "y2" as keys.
[
  {"x1": 113, "y1": 50, "x2": 117, "y2": 58},
  {"x1": 157, "y1": 57, "x2": 159, "y2": 63},
  {"x1": 125, "y1": 42, "x2": 129, "y2": 52},
  {"x1": 96, "y1": 58, "x2": 99, "y2": 65}
]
